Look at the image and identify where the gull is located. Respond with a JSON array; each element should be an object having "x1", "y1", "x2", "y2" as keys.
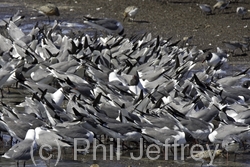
[
  {"x1": 222, "y1": 41, "x2": 243, "y2": 54},
  {"x1": 229, "y1": 108, "x2": 250, "y2": 125},
  {"x1": 222, "y1": 134, "x2": 242, "y2": 162},
  {"x1": 52, "y1": 122, "x2": 94, "y2": 146},
  {"x1": 0, "y1": 68, "x2": 17, "y2": 98},
  {"x1": 208, "y1": 123, "x2": 250, "y2": 144},
  {"x1": 179, "y1": 117, "x2": 214, "y2": 142},
  {"x1": 142, "y1": 127, "x2": 186, "y2": 146},
  {"x1": 38, "y1": 2, "x2": 60, "y2": 22},
  {"x1": 59, "y1": 77, "x2": 94, "y2": 100},
  {"x1": 34, "y1": 127, "x2": 71, "y2": 150},
  {"x1": 39, "y1": 87, "x2": 65, "y2": 106},
  {"x1": 0, "y1": 10, "x2": 24, "y2": 27},
  {"x1": 215, "y1": 68, "x2": 249, "y2": 88},
  {"x1": 198, "y1": 4, "x2": 212, "y2": 15},
  {"x1": 83, "y1": 16, "x2": 124, "y2": 35},
  {"x1": 203, "y1": 51, "x2": 228, "y2": 67},
  {"x1": 241, "y1": 35, "x2": 250, "y2": 51},
  {"x1": 0, "y1": 34, "x2": 12, "y2": 54},
  {"x1": 187, "y1": 149, "x2": 223, "y2": 166},
  {"x1": 123, "y1": 6, "x2": 139, "y2": 22},
  {"x1": 7, "y1": 21, "x2": 25, "y2": 42},
  {"x1": 213, "y1": 1, "x2": 230, "y2": 13},
  {"x1": 2, "y1": 129, "x2": 37, "y2": 167},
  {"x1": 97, "y1": 122, "x2": 142, "y2": 144},
  {"x1": 236, "y1": 7, "x2": 249, "y2": 19},
  {"x1": 47, "y1": 67, "x2": 89, "y2": 85}
]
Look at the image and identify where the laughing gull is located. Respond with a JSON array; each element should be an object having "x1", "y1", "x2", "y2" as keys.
[
  {"x1": 208, "y1": 123, "x2": 250, "y2": 144},
  {"x1": 186, "y1": 99, "x2": 220, "y2": 122},
  {"x1": 0, "y1": 11, "x2": 24, "y2": 27},
  {"x1": 7, "y1": 21, "x2": 25, "y2": 43},
  {"x1": 0, "y1": 34, "x2": 12, "y2": 54},
  {"x1": 1, "y1": 101, "x2": 46, "y2": 128},
  {"x1": 215, "y1": 69, "x2": 248, "y2": 87},
  {"x1": 0, "y1": 68, "x2": 17, "y2": 98},
  {"x1": 198, "y1": 4, "x2": 212, "y2": 15},
  {"x1": 47, "y1": 67, "x2": 89, "y2": 85},
  {"x1": 52, "y1": 122, "x2": 94, "y2": 146},
  {"x1": 40, "y1": 87, "x2": 65, "y2": 106},
  {"x1": 236, "y1": 7, "x2": 249, "y2": 19},
  {"x1": 59, "y1": 77, "x2": 94, "y2": 100},
  {"x1": 213, "y1": 0, "x2": 230, "y2": 13},
  {"x1": 179, "y1": 117, "x2": 214, "y2": 142},
  {"x1": 34, "y1": 127, "x2": 71, "y2": 155},
  {"x1": 38, "y1": 2, "x2": 60, "y2": 22},
  {"x1": 123, "y1": 6, "x2": 139, "y2": 22},
  {"x1": 83, "y1": 16, "x2": 124, "y2": 35},
  {"x1": 222, "y1": 134, "x2": 242, "y2": 162},
  {"x1": 0, "y1": 114, "x2": 32, "y2": 141},
  {"x1": 97, "y1": 122, "x2": 142, "y2": 143},
  {"x1": 203, "y1": 51, "x2": 228, "y2": 67},
  {"x1": 227, "y1": 109, "x2": 250, "y2": 125},
  {"x1": 2, "y1": 129, "x2": 37, "y2": 167},
  {"x1": 222, "y1": 41, "x2": 243, "y2": 54},
  {"x1": 142, "y1": 127, "x2": 186, "y2": 146}
]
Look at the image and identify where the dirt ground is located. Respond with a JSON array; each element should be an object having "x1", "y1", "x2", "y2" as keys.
[{"x1": 1, "y1": 0, "x2": 250, "y2": 63}]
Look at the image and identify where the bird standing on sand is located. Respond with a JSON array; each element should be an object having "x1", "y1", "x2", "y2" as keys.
[
  {"x1": 83, "y1": 16, "x2": 124, "y2": 36},
  {"x1": 222, "y1": 41, "x2": 243, "y2": 54},
  {"x1": 198, "y1": 4, "x2": 212, "y2": 15},
  {"x1": 203, "y1": 51, "x2": 228, "y2": 67},
  {"x1": 2, "y1": 129, "x2": 37, "y2": 167},
  {"x1": 213, "y1": 1, "x2": 230, "y2": 13},
  {"x1": 123, "y1": 6, "x2": 139, "y2": 22},
  {"x1": 38, "y1": 2, "x2": 60, "y2": 22},
  {"x1": 236, "y1": 7, "x2": 249, "y2": 19},
  {"x1": 222, "y1": 134, "x2": 242, "y2": 162},
  {"x1": 187, "y1": 149, "x2": 223, "y2": 166}
]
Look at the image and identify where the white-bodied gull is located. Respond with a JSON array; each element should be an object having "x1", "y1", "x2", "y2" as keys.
[
  {"x1": 208, "y1": 123, "x2": 250, "y2": 144},
  {"x1": 2, "y1": 129, "x2": 37, "y2": 167},
  {"x1": 34, "y1": 127, "x2": 71, "y2": 148}
]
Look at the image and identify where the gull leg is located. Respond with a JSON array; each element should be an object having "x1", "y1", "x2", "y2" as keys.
[{"x1": 1, "y1": 88, "x2": 4, "y2": 98}]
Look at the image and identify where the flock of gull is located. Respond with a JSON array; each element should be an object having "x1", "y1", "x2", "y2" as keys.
[
  {"x1": 0, "y1": 1, "x2": 250, "y2": 167},
  {"x1": 198, "y1": 0, "x2": 250, "y2": 20}
]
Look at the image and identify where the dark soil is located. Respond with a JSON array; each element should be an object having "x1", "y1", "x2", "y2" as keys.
[{"x1": 1, "y1": 0, "x2": 250, "y2": 62}]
